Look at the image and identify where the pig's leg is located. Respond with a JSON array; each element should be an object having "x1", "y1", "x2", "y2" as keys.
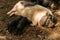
[{"x1": 7, "y1": 4, "x2": 17, "y2": 16}]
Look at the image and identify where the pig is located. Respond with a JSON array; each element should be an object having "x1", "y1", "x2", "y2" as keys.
[
  {"x1": 8, "y1": 16, "x2": 31, "y2": 34},
  {"x1": 7, "y1": 1, "x2": 36, "y2": 16},
  {"x1": 7, "y1": 16, "x2": 23, "y2": 33},
  {"x1": 7, "y1": 4, "x2": 56, "y2": 30}
]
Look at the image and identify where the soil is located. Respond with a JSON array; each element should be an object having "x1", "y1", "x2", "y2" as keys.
[{"x1": 0, "y1": 0, "x2": 60, "y2": 40}]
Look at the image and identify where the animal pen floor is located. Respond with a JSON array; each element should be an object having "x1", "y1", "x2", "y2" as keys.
[{"x1": 0, "y1": 0, "x2": 60, "y2": 40}]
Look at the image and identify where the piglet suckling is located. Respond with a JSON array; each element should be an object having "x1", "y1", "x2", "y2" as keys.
[{"x1": 7, "y1": 1, "x2": 56, "y2": 30}]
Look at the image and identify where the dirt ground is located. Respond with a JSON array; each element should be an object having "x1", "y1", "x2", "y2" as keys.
[{"x1": 0, "y1": 0, "x2": 60, "y2": 40}]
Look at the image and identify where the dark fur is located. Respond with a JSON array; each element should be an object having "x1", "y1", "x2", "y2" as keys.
[
  {"x1": 20, "y1": 1, "x2": 36, "y2": 7},
  {"x1": 7, "y1": 16, "x2": 23, "y2": 33},
  {"x1": 31, "y1": 0, "x2": 50, "y2": 7},
  {"x1": 15, "y1": 17, "x2": 31, "y2": 35},
  {"x1": 7, "y1": 16, "x2": 31, "y2": 34}
]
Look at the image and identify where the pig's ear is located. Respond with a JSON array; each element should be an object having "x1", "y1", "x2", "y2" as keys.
[{"x1": 7, "y1": 10, "x2": 16, "y2": 16}]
